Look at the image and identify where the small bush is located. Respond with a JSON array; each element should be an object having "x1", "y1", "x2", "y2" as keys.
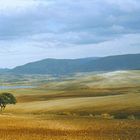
[
  {"x1": 101, "y1": 113, "x2": 114, "y2": 119},
  {"x1": 114, "y1": 113, "x2": 128, "y2": 119},
  {"x1": 127, "y1": 115, "x2": 135, "y2": 120},
  {"x1": 89, "y1": 114, "x2": 93, "y2": 117}
]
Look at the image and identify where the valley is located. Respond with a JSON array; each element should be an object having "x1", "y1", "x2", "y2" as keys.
[{"x1": 0, "y1": 70, "x2": 140, "y2": 139}]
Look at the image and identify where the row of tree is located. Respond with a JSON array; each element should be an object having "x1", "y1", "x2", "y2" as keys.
[{"x1": 0, "y1": 93, "x2": 16, "y2": 111}]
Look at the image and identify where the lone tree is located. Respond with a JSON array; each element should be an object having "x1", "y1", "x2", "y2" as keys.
[{"x1": 0, "y1": 93, "x2": 17, "y2": 111}]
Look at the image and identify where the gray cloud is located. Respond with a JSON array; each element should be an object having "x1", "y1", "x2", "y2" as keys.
[
  {"x1": 0, "y1": 0, "x2": 140, "y2": 42},
  {"x1": 0, "y1": 0, "x2": 140, "y2": 67}
]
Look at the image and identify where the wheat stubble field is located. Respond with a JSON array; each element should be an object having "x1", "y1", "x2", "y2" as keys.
[{"x1": 0, "y1": 71, "x2": 140, "y2": 140}]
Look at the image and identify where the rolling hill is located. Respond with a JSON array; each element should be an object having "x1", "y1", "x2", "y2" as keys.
[{"x1": 8, "y1": 53, "x2": 140, "y2": 75}]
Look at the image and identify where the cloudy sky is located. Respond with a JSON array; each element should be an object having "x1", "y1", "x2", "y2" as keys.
[{"x1": 0, "y1": 0, "x2": 140, "y2": 68}]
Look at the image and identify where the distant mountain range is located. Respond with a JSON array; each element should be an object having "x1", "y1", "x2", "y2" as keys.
[
  {"x1": 1, "y1": 54, "x2": 140, "y2": 75},
  {"x1": 0, "y1": 68, "x2": 10, "y2": 74}
]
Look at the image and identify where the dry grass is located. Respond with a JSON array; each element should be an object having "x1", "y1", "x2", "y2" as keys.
[
  {"x1": 0, "y1": 70, "x2": 140, "y2": 139},
  {"x1": 5, "y1": 92, "x2": 140, "y2": 118},
  {"x1": 0, "y1": 114, "x2": 139, "y2": 140}
]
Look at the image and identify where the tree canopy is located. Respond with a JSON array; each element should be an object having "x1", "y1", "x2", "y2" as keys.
[{"x1": 0, "y1": 93, "x2": 17, "y2": 111}]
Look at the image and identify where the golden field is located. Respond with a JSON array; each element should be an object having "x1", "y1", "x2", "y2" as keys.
[
  {"x1": 0, "y1": 114, "x2": 140, "y2": 140},
  {"x1": 0, "y1": 70, "x2": 140, "y2": 140}
]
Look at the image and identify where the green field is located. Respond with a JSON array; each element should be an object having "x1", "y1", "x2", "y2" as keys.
[{"x1": 0, "y1": 70, "x2": 140, "y2": 139}]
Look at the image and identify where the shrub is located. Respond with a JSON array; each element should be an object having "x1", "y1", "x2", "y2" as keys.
[{"x1": 127, "y1": 115, "x2": 135, "y2": 120}]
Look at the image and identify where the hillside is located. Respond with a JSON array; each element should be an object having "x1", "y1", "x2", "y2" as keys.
[
  {"x1": 10, "y1": 54, "x2": 140, "y2": 75},
  {"x1": 1, "y1": 70, "x2": 140, "y2": 140},
  {"x1": 4, "y1": 70, "x2": 140, "y2": 117},
  {"x1": 0, "y1": 68, "x2": 9, "y2": 74}
]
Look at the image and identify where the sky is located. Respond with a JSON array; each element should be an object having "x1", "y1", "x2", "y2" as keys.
[{"x1": 0, "y1": 0, "x2": 140, "y2": 68}]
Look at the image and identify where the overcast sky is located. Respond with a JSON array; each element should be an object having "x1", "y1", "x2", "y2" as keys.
[{"x1": 0, "y1": 0, "x2": 140, "y2": 68}]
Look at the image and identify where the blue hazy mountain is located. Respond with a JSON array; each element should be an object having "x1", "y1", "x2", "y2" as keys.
[
  {"x1": 10, "y1": 54, "x2": 140, "y2": 75},
  {"x1": 0, "y1": 68, "x2": 10, "y2": 74}
]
